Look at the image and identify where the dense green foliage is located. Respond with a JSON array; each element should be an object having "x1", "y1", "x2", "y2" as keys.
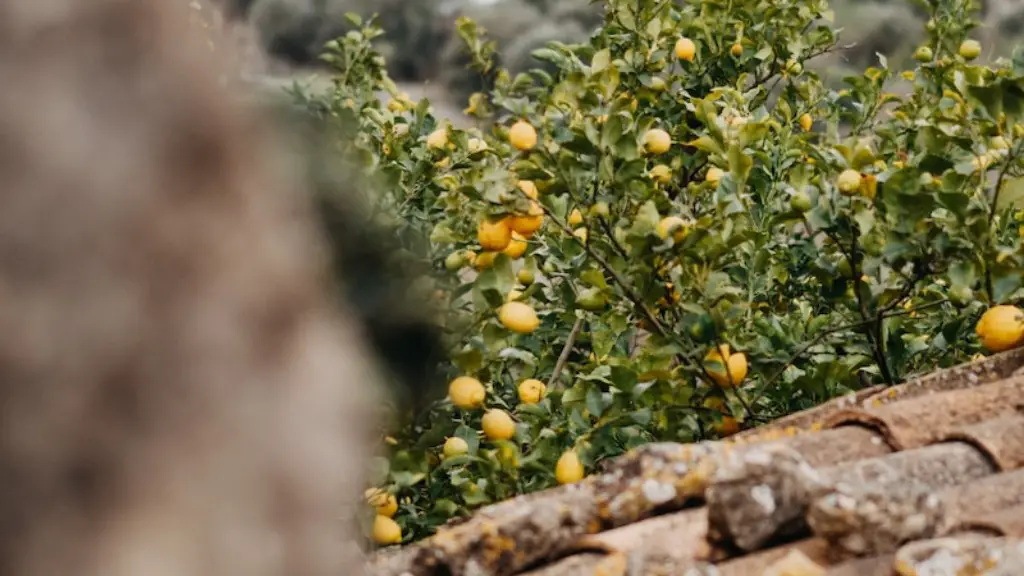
[{"x1": 292, "y1": 0, "x2": 1024, "y2": 550}]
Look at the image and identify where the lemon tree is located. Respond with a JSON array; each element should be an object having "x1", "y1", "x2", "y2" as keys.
[{"x1": 297, "y1": 0, "x2": 1024, "y2": 544}]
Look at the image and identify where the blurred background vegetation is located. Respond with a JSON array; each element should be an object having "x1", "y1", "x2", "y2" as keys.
[{"x1": 229, "y1": 0, "x2": 1023, "y2": 109}]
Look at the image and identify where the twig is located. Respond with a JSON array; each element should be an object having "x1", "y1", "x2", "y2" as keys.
[
  {"x1": 547, "y1": 317, "x2": 583, "y2": 388},
  {"x1": 597, "y1": 216, "x2": 631, "y2": 261},
  {"x1": 753, "y1": 299, "x2": 949, "y2": 404},
  {"x1": 535, "y1": 200, "x2": 670, "y2": 339},
  {"x1": 985, "y1": 142, "x2": 1022, "y2": 302},
  {"x1": 988, "y1": 142, "x2": 1021, "y2": 227}
]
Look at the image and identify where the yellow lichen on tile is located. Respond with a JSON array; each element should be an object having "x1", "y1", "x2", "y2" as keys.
[
  {"x1": 763, "y1": 549, "x2": 827, "y2": 576},
  {"x1": 431, "y1": 529, "x2": 458, "y2": 552},
  {"x1": 480, "y1": 533, "x2": 516, "y2": 566},
  {"x1": 594, "y1": 551, "x2": 628, "y2": 576},
  {"x1": 893, "y1": 558, "x2": 917, "y2": 576},
  {"x1": 480, "y1": 520, "x2": 499, "y2": 537}
]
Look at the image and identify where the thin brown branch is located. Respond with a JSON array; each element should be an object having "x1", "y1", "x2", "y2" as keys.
[{"x1": 547, "y1": 317, "x2": 583, "y2": 388}]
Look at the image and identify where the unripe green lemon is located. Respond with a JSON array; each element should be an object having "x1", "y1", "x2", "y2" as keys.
[
  {"x1": 790, "y1": 192, "x2": 812, "y2": 213},
  {"x1": 959, "y1": 39, "x2": 982, "y2": 61}
]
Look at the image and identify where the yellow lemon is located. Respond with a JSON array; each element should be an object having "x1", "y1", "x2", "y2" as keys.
[
  {"x1": 836, "y1": 169, "x2": 862, "y2": 195},
  {"x1": 573, "y1": 227, "x2": 588, "y2": 244},
  {"x1": 448, "y1": 376, "x2": 486, "y2": 409},
  {"x1": 991, "y1": 136, "x2": 1010, "y2": 151},
  {"x1": 976, "y1": 305, "x2": 1024, "y2": 352},
  {"x1": 643, "y1": 128, "x2": 672, "y2": 154},
  {"x1": 503, "y1": 232, "x2": 528, "y2": 259},
  {"x1": 426, "y1": 128, "x2": 448, "y2": 150},
  {"x1": 475, "y1": 251, "x2": 498, "y2": 270},
  {"x1": 499, "y1": 301, "x2": 541, "y2": 334},
  {"x1": 509, "y1": 120, "x2": 538, "y2": 151},
  {"x1": 730, "y1": 42, "x2": 743, "y2": 57},
  {"x1": 372, "y1": 515, "x2": 403, "y2": 545},
  {"x1": 478, "y1": 217, "x2": 512, "y2": 251},
  {"x1": 675, "y1": 37, "x2": 696, "y2": 62},
  {"x1": 714, "y1": 416, "x2": 740, "y2": 437},
  {"x1": 959, "y1": 39, "x2": 982, "y2": 60},
  {"x1": 365, "y1": 488, "x2": 398, "y2": 518},
  {"x1": 517, "y1": 180, "x2": 539, "y2": 199},
  {"x1": 650, "y1": 164, "x2": 672, "y2": 184},
  {"x1": 704, "y1": 345, "x2": 749, "y2": 388},
  {"x1": 510, "y1": 201, "x2": 544, "y2": 237},
  {"x1": 467, "y1": 137, "x2": 488, "y2": 153},
  {"x1": 656, "y1": 216, "x2": 690, "y2": 242},
  {"x1": 443, "y1": 436, "x2": 469, "y2": 459},
  {"x1": 568, "y1": 208, "x2": 584, "y2": 227},
  {"x1": 518, "y1": 378, "x2": 546, "y2": 404},
  {"x1": 705, "y1": 167, "x2": 724, "y2": 184},
  {"x1": 784, "y1": 58, "x2": 802, "y2": 75},
  {"x1": 481, "y1": 409, "x2": 516, "y2": 440},
  {"x1": 555, "y1": 450, "x2": 585, "y2": 484},
  {"x1": 507, "y1": 289, "x2": 523, "y2": 302},
  {"x1": 860, "y1": 173, "x2": 878, "y2": 200},
  {"x1": 799, "y1": 113, "x2": 813, "y2": 133}
]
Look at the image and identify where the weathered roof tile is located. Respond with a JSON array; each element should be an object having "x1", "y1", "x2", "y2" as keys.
[{"x1": 367, "y1": 349, "x2": 1024, "y2": 576}]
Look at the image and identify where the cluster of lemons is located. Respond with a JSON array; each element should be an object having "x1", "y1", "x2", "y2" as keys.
[
  {"x1": 435, "y1": 119, "x2": 547, "y2": 334},
  {"x1": 366, "y1": 488, "x2": 402, "y2": 546},
  {"x1": 446, "y1": 375, "x2": 585, "y2": 480},
  {"x1": 639, "y1": 37, "x2": 816, "y2": 250}
]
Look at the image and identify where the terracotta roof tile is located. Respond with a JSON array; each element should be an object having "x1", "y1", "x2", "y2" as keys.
[{"x1": 366, "y1": 349, "x2": 1024, "y2": 576}]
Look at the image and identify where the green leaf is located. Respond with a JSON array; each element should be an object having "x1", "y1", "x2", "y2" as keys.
[
  {"x1": 727, "y1": 143, "x2": 753, "y2": 183},
  {"x1": 853, "y1": 207, "x2": 875, "y2": 240},
  {"x1": 688, "y1": 135, "x2": 724, "y2": 155},
  {"x1": 581, "y1": 268, "x2": 610, "y2": 290},
  {"x1": 498, "y1": 347, "x2": 537, "y2": 365},
  {"x1": 591, "y1": 48, "x2": 612, "y2": 74},
  {"x1": 430, "y1": 222, "x2": 458, "y2": 243},
  {"x1": 997, "y1": 177, "x2": 1024, "y2": 211},
  {"x1": 562, "y1": 382, "x2": 587, "y2": 404},
  {"x1": 634, "y1": 200, "x2": 661, "y2": 235},
  {"x1": 392, "y1": 471, "x2": 427, "y2": 488},
  {"x1": 585, "y1": 385, "x2": 605, "y2": 418},
  {"x1": 600, "y1": 115, "x2": 625, "y2": 150},
  {"x1": 966, "y1": 85, "x2": 1003, "y2": 120}
]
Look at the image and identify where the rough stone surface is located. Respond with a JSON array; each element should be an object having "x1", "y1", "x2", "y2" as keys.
[
  {"x1": 593, "y1": 442, "x2": 722, "y2": 528},
  {"x1": 705, "y1": 444, "x2": 829, "y2": 552},
  {"x1": 894, "y1": 536, "x2": 1024, "y2": 576},
  {"x1": 807, "y1": 478, "x2": 947, "y2": 557}
]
